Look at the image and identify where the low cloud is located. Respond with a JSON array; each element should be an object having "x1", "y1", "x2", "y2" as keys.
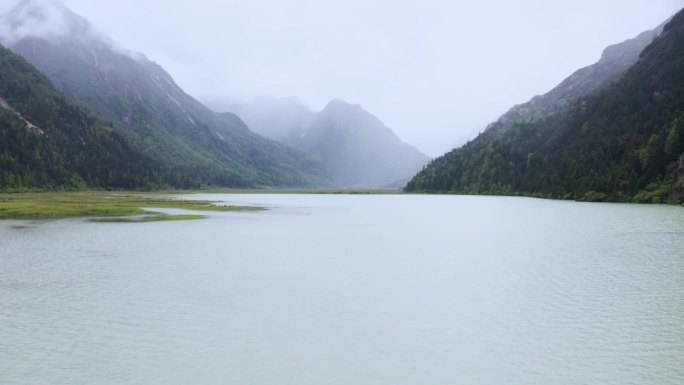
[
  {"x1": 0, "y1": 0, "x2": 75, "y2": 45},
  {"x1": 0, "y1": 0, "x2": 146, "y2": 62}
]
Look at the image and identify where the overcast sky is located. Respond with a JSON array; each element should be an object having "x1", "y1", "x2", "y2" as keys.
[{"x1": 2, "y1": 0, "x2": 682, "y2": 156}]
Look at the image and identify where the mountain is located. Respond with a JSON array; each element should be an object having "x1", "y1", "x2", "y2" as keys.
[
  {"x1": 0, "y1": 43, "x2": 166, "y2": 190},
  {"x1": 228, "y1": 96, "x2": 314, "y2": 147},
  {"x1": 229, "y1": 97, "x2": 430, "y2": 188},
  {"x1": 406, "y1": 11, "x2": 684, "y2": 204},
  {"x1": 487, "y1": 21, "x2": 666, "y2": 133},
  {"x1": 300, "y1": 100, "x2": 429, "y2": 188},
  {"x1": 0, "y1": 0, "x2": 325, "y2": 188}
]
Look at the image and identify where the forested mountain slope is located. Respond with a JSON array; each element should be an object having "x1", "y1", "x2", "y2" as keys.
[
  {"x1": 1, "y1": 0, "x2": 325, "y2": 188},
  {"x1": 0, "y1": 44, "x2": 166, "y2": 190},
  {"x1": 487, "y1": 22, "x2": 666, "y2": 133},
  {"x1": 406, "y1": 10, "x2": 684, "y2": 204}
]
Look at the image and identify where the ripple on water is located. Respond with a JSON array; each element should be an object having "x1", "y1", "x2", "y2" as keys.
[{"x1": 1, "y1": 195, "x2": 683, "y2": 385}]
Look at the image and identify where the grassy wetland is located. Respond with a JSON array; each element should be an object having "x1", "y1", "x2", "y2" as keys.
[{"x1": 0, "y1": 192, "x2": 263, "y2": 222}]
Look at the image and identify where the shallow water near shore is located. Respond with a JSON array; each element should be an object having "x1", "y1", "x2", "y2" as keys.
[{"x1": 1, "y1": 194, "x2": 683, "y2": 385}]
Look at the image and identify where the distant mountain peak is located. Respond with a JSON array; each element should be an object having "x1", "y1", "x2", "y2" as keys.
[
  {"x1": 228, "y1": 96, "x2": 429, "y2": 188},
  {"x1": 324, "y1": 98, "x2": 362, "y2": 111},
  {"x1": 318, "y1": 99, "x2": 387, "y2": 131}
]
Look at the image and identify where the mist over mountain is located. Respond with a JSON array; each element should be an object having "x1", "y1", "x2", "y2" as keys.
[
  {"x1": 229, "y1": 97, "x2": 430, "y2": 188},
  {"x1": 0, "y1": 43, "x2": 168, "y2": 190},
  {"x1": 301, "y1": 100, "x2": 429, "y2": 188},
  {"x1": 0, "y1": 0, "x2": 79, "y2": 45},
  {"x1": 0, "y1": 0, "x2": 326, "y2": 188},
  {"x1": 407, "y1": 10, "x2": 684, "y2": 204},
  {"x1": 228, "y1": 96, "x2": 314, "y2": 147}
]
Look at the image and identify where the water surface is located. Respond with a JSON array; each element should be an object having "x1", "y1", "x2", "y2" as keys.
[{"x1": 1, "y1": 194, "x2": 683, "y2": 384}]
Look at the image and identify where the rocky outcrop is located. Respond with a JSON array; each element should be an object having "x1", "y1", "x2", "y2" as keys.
[{"x1": 0, "y1": 96, "x2": 44, "y2": 134}]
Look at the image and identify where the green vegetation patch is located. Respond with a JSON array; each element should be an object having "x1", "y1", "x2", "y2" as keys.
[
  {"x1": 90, "y1": 214, "x2": 205, "y2": 223},
  {"x1": 0, "y1": 192, "x2": 264, "y2": 221}
]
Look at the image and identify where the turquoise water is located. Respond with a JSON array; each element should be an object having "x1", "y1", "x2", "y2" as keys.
[{"x1": 1, "y1": 194, "x2": 683, "y2": 384}]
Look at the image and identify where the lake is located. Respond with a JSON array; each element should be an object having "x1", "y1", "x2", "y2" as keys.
[{"x1": 1, "y1": 194, "x2": 683, "y2": 385}]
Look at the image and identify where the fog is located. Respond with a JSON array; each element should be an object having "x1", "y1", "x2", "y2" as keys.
[
  {"x1": 0, "y1": 0, "x2": 71, "y2": 44},
  {"x1": 1, "y1": 0, "x2": 681, "y2": 156}
]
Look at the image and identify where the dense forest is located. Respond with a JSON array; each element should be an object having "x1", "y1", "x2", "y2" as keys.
[
  {"x1": 406, "y1": 9, "x2": 684, "y2": 204},
  {"x1": 0, "y1": 44, "x2": 188, "y2": 191}
]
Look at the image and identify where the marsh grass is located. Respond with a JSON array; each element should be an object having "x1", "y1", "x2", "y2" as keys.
[
  {"x1": 89, "y1": 214, "x2": 205, "y2": 223},
  {"x1": 0, "y1": 192, "x2": 263, "y2": 221}
]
